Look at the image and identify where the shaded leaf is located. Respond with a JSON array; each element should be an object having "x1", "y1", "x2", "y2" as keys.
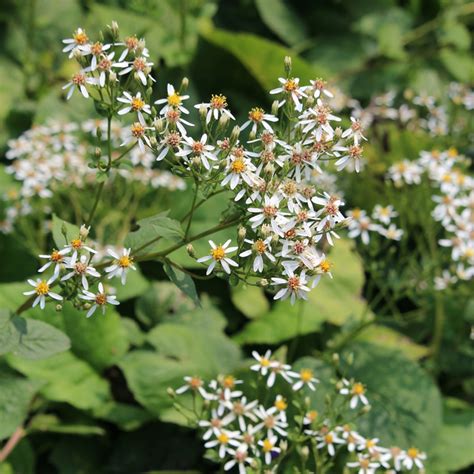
[{"x1": 163, "y1": 262, "x2": 200, "y2": 307}]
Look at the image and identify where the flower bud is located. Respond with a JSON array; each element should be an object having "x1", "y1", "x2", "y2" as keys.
[
  {"x1": 280, "y1": 440, "x2": 288, "y2": 452},
  {"x1": 304, "y1": 396, "x2": 311, "y2": 408},
  {"x1": 153, "y1": 118, "x2": 164, "y2": 132},
  {"x1": 332, "y1": 352, "x2": 340, "y2": 364},
  {"x1": 108, "y1": 21, "x2": 119, "y2": 38},
  {"x1": 218, "y1": 113, "x2": 230, "y2": 130},
  {"x1": 230, "y1": 125, "x2": 240, "y2": 142},
  {"x1": 95, "y1": 147, "x2": 102, "y2": 158},
  {"x1": 72, "y1": 48, "x2": 82, "y2": 60},
  {"x1": 137, "y1": 39, "x2": 146, "y2": 54},
  {"x1": 264, "y1": 163, "x2": 275, "y2": 175},
  {"x1": 261, "y1": 224, "x2": 272, "y2": 237},
  {"x1": 300, "y1": 446, "x2": 309, "y2": 459},
  {"x1": 80, "y1": 224, "x2": 90, "y2": 239},
  {"x1": 149, "y1": 136, "x2": 157, "y2": 147},
  {"x1": 237, "y1": 226, "x2": 247, "y2": 242},
  {"x1": 335, "y1": 380, "x2": 344, "y2": 390},
  {"x1": 109, "y1": 71, "x2": 117, "y2": 82},
  {"x1": 186, "y1": 244, "x2": 195, "y2": 257},
  {"x1": 96, "y1": 127, "x2": 102, "y2": 140},
  {"x1": 167, "y1": 387, "x2": 176, "y2": 398},
  {"x1": 284, "y1": 56, "x2": 292, "y2": 74},
  {"x1": 271, "y1": 233, "x2": 279, "y2": 245},
  {"x1": 362, "y1": 404, "x2": 371, "y2": 413},
  {"x1": 271, "y1": 100, "x2": 280, "y2": 116},
  {"x1": 305, "y1": 96, "x2": 315, "y2": 107},
  {"x1": 192, "y1": 156, "x2": 201, "y2": 167},
  {"x1": 55, "y1": 304, "x2": 63, "y2": 312},
  {"x1": 198, "y1": 104, "x2": 207, "y2": 119},
  {"x1": 180, "y1": 77, "x2": 189, "y2": 92},
  {"x1": 258, "y1": 278, "x2": 269, "y2": 288},
  {"x1": 82, "y1": 302, "x2": 91, "y2": 310},
  {"x1": 334, "y1": 126, "x2": 343, "y2": 138}
]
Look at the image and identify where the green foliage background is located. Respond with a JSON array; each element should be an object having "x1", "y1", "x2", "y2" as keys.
[{"x1": 0, "y1": 0, "x2": 473, "y2": 473}]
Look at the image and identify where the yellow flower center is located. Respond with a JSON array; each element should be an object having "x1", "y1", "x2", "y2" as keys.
[
  {"x1": 447, "y1": 147, "x2": 458, "y2": 157},
  {"x1": 95, "y1": 293, "x2": 107, "y2": 305},
  {"x1": 131, "y1": 123, "x2": 145, "y2": 138},
  {"x1": 249, "y1": 107, "x2": 264, "y2": 122},
  {"x1": 131, "y1": 97, "x2": 145, "y2": 111},
  {"x1": 407, "y1": 448, "x2": 419, "y2": 458},
  {"x1": 210, "y1": 94, "x2": 227, "y2": 109},
  {"x1": 189, "y1": 377, "x2": 203, "y2": 389},
  {"x1": 300, "y1": 368, "x2": 313, "y2": 382},
  {"x1": 218, "y1": 433, "x2": 229, "y2": 444},
  {"x1": 168, "y1": 92, "x2": 181, "y2": 106},
  {"x1": 274, "y1": 398, "x2": 287, "y2": 411},
  {"x1": 125, "y1": 36, "x2": 139, "y2": 50},
  {"x1": 366, "y1": 439, "x2": 376, "y2": 449},
  {"x1": 360, "y1": 459, "x2": 370, "y2": 469},
  {"x1": 71, "y1": 239, "x2": 82, "y2": 249},
  {"x1": 284, "y1": 79, "x2": 298, "y2": 92},
  {"x1": 223, "y1": 375, "x2": 235, "y2": 389},
  {"x1": 288, "y1": 276, "x2": 300, "y2": 291},
  {"x1": 211, "y1": 246, "x2": 226, "y2": 261},
  {"x1": 261, "y1": 357, "x2": 270, "y2": 367},
  {"x1": 320, "y1": 260, "x2": 331, "y2": 273},
  {"x1": 35, "y1": 280, "x2": 49, "y2": 295},
  {"x1": 307, "y1": 410, "x2": 318, "y2": 421},
  {"x1": 118, "y1": 255, "x2": 133, "y2": 268},
  {"x1": 253, "y1": 239, "x2": 267, "y2": 254},
  {"x1": 352, "y1": 382, "x2": 365, "y2": 395},
  {"x1": 50, "y1": 250, "x2": 63, "y2": 262},
  {"x1": 90, "y1": 42, "x2": 103, "y2": 55},
  {"x1": 262, "y1": 439, "x2": 273, "y2": 452},
  {"x1": 231, "y1": 158, "x2": 246, "y2": 174},
  {"x1": 324, "y1": 434, "x2": 334, "y2": 444},
  {"x1": 73, "y1": 30, "x2": 88, "y2": 45}
]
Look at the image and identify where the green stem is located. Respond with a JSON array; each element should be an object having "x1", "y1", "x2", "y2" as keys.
[{"x1": 184, "y1": 180, "x2": 199, "y2": 240}]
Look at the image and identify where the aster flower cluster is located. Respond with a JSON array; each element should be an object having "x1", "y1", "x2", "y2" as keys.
[
  {"x1": 349, "y1": 83, "x2": 473, "y2": 137},
  {"x1": 387, "y1": 148, "x2": 473, "y2": 289},
  {"x1": 23, "y1": 223, "x2": 136, "y2": 317},
  {"x1": 347, "y1": 205, "x2": 403, "y2": 245},
  {"x1": 173, "y1": 350, "x2": 426, "y2": 473},
  {"x1": 1, "y1": 120, "x2": 185, "y2": 234},
  {"x1": 33, "y1": 23, "x2": 372, "y2": 309}
]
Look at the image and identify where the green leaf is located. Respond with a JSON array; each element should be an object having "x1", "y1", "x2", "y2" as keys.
[
  {"x1": 235, "y1": 239, "x2": 370, "y2": 344},
  {"x1": 62, "y1": 302, "x2": 129, "y2": 371},
  {"x1": 438, "y1": 20, "x2": 471, "y2": 50},
  {"x1": 5, "y1": 438, "x2": 35, "y2": 474},
  {"x1": 112, "y1": 267, "x2": 150, "y2": 301},
  {"x1": 255, "y1": 0, "x2": 309, "y2": 46},
  {"x1": 0, "y1": 59, "x2": 24, "y2": 144},
  {"x1": 93, "y1": 402, "x2": 154, "y2": 431},
  {"x1": 118, "y1": 351, "x2": 199, "y2": 416},
  {"x1": 146, "y1": 323, "x2": 241, "y2": 375},
  {"x1": 200, "y1": 24, "x2": 327, "y2": 92},
  {"x1": 0, "y1": 234, "x2": 36, "y2": 283},
  {"x1": 439, "y1": 48, "x2": 474, "y2": 82},
  {"x1": 0, "y1": 310, "x2": 70, "y2": 360},
  {"x1": 163, "y1": 262, "x2": 200, "y2": 307},
  {"x1": 429, "y1": 402, "x2": 474, "y2": 471},
  {"x1": 341, "y1": 342, "x2": 442, "y2": 451},
  {"x1": 51, "y1": 214, "x2": 81, "y2": 249},
  {"x1": 354, "y1": 324, "x2": 429, "y2": 360},
  {"x1": 231, "y1": 284, "x2": 269, "y2": 319},
  {"x1": 124, "y1": 212, "x2": 183, "y2": 256},
  {"x1": 28, "y1": 414, "x2": 105, "y2": 436},
  {"x1": 0, "y1": 368, "x2": 42, "y2": 440},
  {"x1": 7, "y1": 351, "x2": 111, "y2": 410}
]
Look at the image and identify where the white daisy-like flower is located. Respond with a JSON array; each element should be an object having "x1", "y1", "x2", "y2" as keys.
[
  {"x1": 155, "y1": 84, "x2": 190, "y2": 116},
  {"x1": 312, "y1": 192, "x2": 345, "y2": 231},
  {"x1": 222, "y1": 397, "x2": 258, "y2": 431},
  {"x1": 241, "y1": 107, "x2": 278, "y2": 135},
  {"x1": 62, "y1": 69, "x2": 97, "y2": 100},
  {"x1": 250, "y1": 350, "x2": 276, "y2": 376},
  {"x1": 268, "y1": 395, "x2": 289, "y2": 423},
  {"x1": 195, "y1": 94, "x2": 235, "y2": 124},
  {"x1": 289, "y1": 367, "x2": 319, "y2": 391},
  {"x1": 270, "y1": 77, "x2": 306, "y2": 111},
  {"x1": 341, "y1": 116, "x2": 367, "y2": 145},
  {"x1": 163, "y1": 108, "x2": 194, "y2": 136},
  {"x1": 372, "y1": 204, "x2": 397, "y2": 225},
  {"x1": 334, "y1": 143, "x2": 364, "y2": 173},
  {"x1": 79, "y1": 282, "x2": 119, "y2": 317},
  {"x1": 105, "y1": 248, "x2": 136, "y2": 284},
  {"x1": 302, "y1": 410, "x2": 319, "y2": 425},
  {"x1": 23, "y1": 277, "x2": 63, "y2": 310},
  {"x1": 155, "y1": 131, "x2": 183, "y2": 162},
  {"x1": 359, "y1": 438, "x2": 388, "y2": 455},
  {"x1": 315, "y1": 430, "x2": 345, "y2": 456},
  {"x1": 61, "y1": 254, "x2": 101, "y2": 290},
  {"x1": 401, "y1": 447, "x2": 427, "y2": 470},
  {"x1": 204, "y1": 430, "x2": 241, "y2": 459},
  {"x1": 267, "y1": 361, "x2": 294, "y2": 387},
  {"x1": 258, "y1": 435, "x2": 281, "y2": 465},
  {"x1": 224, "y1": 446, "x2": 254, "y2": 474},
  {"x1": 339, "y1": 379, "x2": 369, "y2": 409},
  {"x1": 197, "y1": 240, "x2": 239, "y2": 275},
  {"x1": 348, "y1": 216, "x2": 379, "y2": 245},
  {"x1": 176, "y1": 376, "x2": 209, "y2": 398},
  {"x1": 346, "y1": 454, "x2": 380, "y2": 474},
  {"x1": 299, "y1": 99, "x2": 341, "y2": 140},
  {"x1": 337, "y1": 425, "x2": 364, "y2": 452},
  {"x1": 221, "y1": 152, "x2": 258, "y2": 191},
  {"x1": 117, "y1": 35, "x2": 150, "y2": 62},
  {"x1": 117, "y1": 92, "x2": 151, "y2": 124},
  {"x1": 198, "y1": 409, "x2": 235, "y2": 440},
  {"x1": 379, "y1": 223, "x2": 404, "y2": 241},
  {"x1": 121, "y1": 122, "x2": 152, "y2": 152},
  {"x1": 248, "y1": 194, "x2": 288, "y2": 235},
  {"x1": 62, "y1": 28, "x2": 89, "y2": 57},
  {"x1": 38, "y1": 248, "x2": 70, "y2": 279},
  {"x1": 64, "y1": 237, "x2": 96, "y2": 263},
  {"x1": 175, "y1": 134, "x2": 217, "y2": 170},
  {"x1": 118, "y1": 56, "x2": 155, "y2": 85},
  {"x1": 94, "y1": 51, "x2": 123, "y2": 87},
  {"x1": 254, "y1": 405, "x2": 288, "y2": 438},
  {"x1": 308, "y1": 78, "x2": 334, "y2": 99},
  {"x1": 239, "y1": 237, "x2": 275, "y2": 272},
  {"x1": 78, "y1": 41, "x2": 112, "y2": 70},
  {"x1": 271, "y1": 269, "x2": 310, "y2": 304}
]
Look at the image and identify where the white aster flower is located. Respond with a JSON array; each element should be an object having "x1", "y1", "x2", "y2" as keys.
[
  {"x1": 195, "y1": 94, "x2": 235, "y2": 124},
  {"x1": 62, "y1": 69, "x2": 97, "y2": 100},
  {"x1": 117, "y1": 91, "x2": 151, "y2": 124},
  {"x1": 176, "y1": 134, "x2": 217, "y2": 170},
  {"x1": 315, "y1": 430, "x2": 345, "y2": 456},
  {"x1": 204, "y1": 430, "x2": 241, "y2": 459},
  {"x1": 271, "y1": 269, "x2": 310, "y2": 304},
  {"x1": 289, "y1": 367, "x2": 319, "y2": 391},
  {"x1": 258, "y1": 436, "x2": 281, "y2": 465},
  {"x1": 176, "y1": 376, "x2": 209, "y2": 398},
  {"x1": 23, "y1": 277, "x2": 63, "y2": 309},
  {"x1": 224, "y1": 446, "x2": 254, "y2": 474},
  {"x1": 38, "y1": 248, "x2": 70, "y2": 279},
  {"x1": 61, "y1": 254, "x2": 101, "y2": 290},
  {"x1": 105, "y1": 248, "x2": 136, "y2": 284},
  {"x1": 339, "y1": 379, "x2": 369, "y2": 409},
  {"x1": 79, "y1": 282, "x2": 119, "y2": 317},
  {"x1": 270, "y1": 77, "x2": 306, "y2": 112},
  {"x1": 155, "y1": 83, "x2": 190, "y2": 116},
  {"x1": 241, "y1": 107, "x2": 278, "y2": 135},
  {"x1": 239, "y1": 237, "x2": 275, "y2": 272},
  {"x1": 401, "y1": 447, "x2": 427, "y2": 470},
  {"x1": 197, "y1": 240, "x2": 239, "y2": 275},
  {"x1": 62, "y1": 28, "x2": 89, "y2": 56},
  {"x1": 347, "y1": 454, "x2": 380, "y2": 474}
]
